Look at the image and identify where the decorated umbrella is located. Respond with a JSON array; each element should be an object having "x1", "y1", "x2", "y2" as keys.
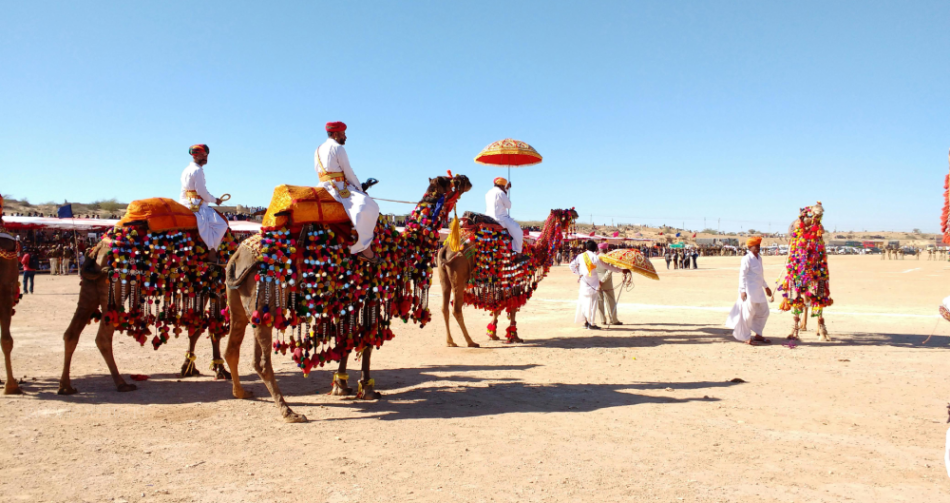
[
  {"x1": 600, "y1": 249, "x2": 660, "y2": 281},
  {"x1": 474, "y1": 138, "x2": 543, "y2": 197}
]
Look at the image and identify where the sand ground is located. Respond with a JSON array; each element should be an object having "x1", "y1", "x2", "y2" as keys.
[{"x1": 1, "y1": 255, "x2": 949, "y2": 502}]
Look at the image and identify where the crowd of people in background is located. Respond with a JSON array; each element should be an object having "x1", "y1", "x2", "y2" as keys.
[{"x1": 2, "y1": 211, "x2": 120, "y2": 219}]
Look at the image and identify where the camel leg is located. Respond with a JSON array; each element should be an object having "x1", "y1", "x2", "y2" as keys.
[
  {"x1": 224, "y1": 289, "x2": 252, "y2": 399},
  {"x1": 439, "y1": 267, "x2": 459, "y2": 347},
  {"x1": 788, "y1": 314, "x2": 801, "y2": 340},
  {"x1": 0, "y1": 296, "x2": 20, "y2": 395},
  {"x1": 799, "y1": 306, "x2": 809, "y2": 331},
  {"x1": 209, "y1": 333, "x2": 231, "y2": 381},
  {"x1": 180, "y1": 331, "x2": 202, "y2": 378},
  {"x1": 252, "y1": 324, "x2": 306, "y2": 422},
  {"x1": 94, "y1": 318, "x2": 136, "y2": 392},
  {"x1": 58, "y1": 279, "x2": 102, "y2": 394},
  {"x1": 450, "y1": 278, "x2": 478, "y2": 347},
  {"x1": 487, "y1": 310, "x2": 502, "y2": 341},
  {"x1": 356, "y1": 346, "x2": 381, "y2": 400},
  {"x1": 502, "y1": 309, "x2": 524, "y2": 344},
  {"x1": 331, "y1": 352, "x2": 355, "y2": 396},
  {"x1": 817, "y1": 316, "x2": 831, "y2": 342}
]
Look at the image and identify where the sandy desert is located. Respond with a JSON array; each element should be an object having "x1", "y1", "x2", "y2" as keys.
[{"x1": 1, "y1": 255, "x2": 949, "y2": 502}]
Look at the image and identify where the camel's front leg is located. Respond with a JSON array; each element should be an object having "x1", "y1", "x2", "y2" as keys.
[
  {"x1": 331, "y1": 353, "x2": 354, "y2": 396},
  {"x1": 180, "y1": 331, "x2": 202, "y2": 378},
  {"x1": 799, "y1": 306, "x2": 809, "y2": 331},
  {"x1": 356, "y1": 346, "x2": 381, "y2": 400},
  {"x1": 224, "y1": 289, "x2": 252, "y2": 399},
  {"x1": 252, "y1": 325, "x2": 306, "y2": 422},
  {"x1": 58, "y1": 278, "x2": 104, "y2": 395},
  {"x1": 487, "y1": 310, "x2": 502, "y2": 341},
  {"x1": 94, "y1": 321, "x2": 136, "y2": 392},
  {"x1": 0, "y1": 298, "x2": 21, "y2": 395},
  {"x1": 439, "y1": 269, "x2": 459, "y2": 347},
  {"x1": 502, "y1": 309, "x2": 523, "y2": 344},
  {"x1": 209, "y1": 333, "x2": 231, "y2": 380},
  {"x1": 449, "y1": 277, "x2": 478, "y2": 347},
  {"x1": 817, "y1": 316, "x2": 831, "y2": 342}
]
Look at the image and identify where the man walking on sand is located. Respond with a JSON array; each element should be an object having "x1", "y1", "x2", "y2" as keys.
[{"x1": 725, "y1": 236, "x2": 773, "y2": 345}]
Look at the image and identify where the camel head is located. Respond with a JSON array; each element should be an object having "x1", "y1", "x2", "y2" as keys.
[
  {"x1": 450, "y1": 174, "x2": 472, "y2": 195},
  {"x1": 551, "y1": 208, "x2": 579, "y2": 229}
]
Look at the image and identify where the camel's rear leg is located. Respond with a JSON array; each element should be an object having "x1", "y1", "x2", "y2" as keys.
[
  {"x1": 502, "y1": 309, "x2": 523, "y2": 344},
  {"x1": 180, "y1": 331, "x2": 202, "y2": 378},
  {"x1": 331, "y1": 353, "x2": 354, "y2": 396},
  {"x1": 0, "y1": 297, "x2": 20, "y2": 395},
  {"x1": 438, "y1": 264, "x2": 460, "y2": 347},
  {"x1": 487, "y1": 311, "x2": 502, "y2": 341},
  {"x1": 252, "y1": 325, "x2": 306, "y2": 423},
  {"x1": 224, "y1": 289, "x2": 252, "y2": 399},
  {"x1": 209, "y1": 334, "x2": 231, "y2": 380},
  {"x1": 356, "y1": 346, "x2": 381, "y2": 400}
]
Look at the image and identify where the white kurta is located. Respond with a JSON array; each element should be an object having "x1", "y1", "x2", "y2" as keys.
[
  {"x1": 315, "y1": 138, "x2": 380, "y2": 254},
  {"x1": 485, "y1": 186, "x2": 523, "y2": 253},
  {"x1": 570, "y1": 251, "x2": 622, "y2": 325},
  {"x1": 725, "y1": 251, "x2": 770, "y2": 341},
  {"x1": 180, "y1": 162, "x2": 228, "y2": 250}
]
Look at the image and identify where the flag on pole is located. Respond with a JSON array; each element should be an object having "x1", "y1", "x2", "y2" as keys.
[{"x1": 57, "y1": 204, "x2": 73, "y2": 219}]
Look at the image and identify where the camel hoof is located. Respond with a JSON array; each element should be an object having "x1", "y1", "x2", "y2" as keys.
[
  {"x1": 4, "y1": 385, "x2": 23, "y2": 395},
  {"x1": 283, "y1": 412, "x2": 308, "y2": 423},
  {"x1": 446, "y1": 341, "x2": 459, "y2": 348},
  {"x1": 214, "y1": 366, "x2": 232, "y2": 381},
  {"x1": 57, "y1": 385, "x2": 78, "y2": 395},
  {"x1": 467, "y1": 342, "x2": 481, "y2": 348},
  {"x1": 180, "y1": 365, "x2": 202, "y2": 378},
  {"x1": 233, "y1": 388, "x2": 254, "y2": 399},
  {"x1": 488, "y1": 335, "x2": 501, "y2": 341},
  {"x1": 117, "y1": 383, "x2": 138, "y2": 392},
  {"x1": 331, "y1": 381, "x2": 355, "y2": 396},
  {"x1": 358, "y1": 388, "x2": 382, "y2": 400}
]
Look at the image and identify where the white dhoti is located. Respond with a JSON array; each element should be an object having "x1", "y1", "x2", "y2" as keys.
[
  {"x1": 574, "y1": 283, "x2": 599, "y2": 325},
  {"x1": 497, "y1": 215, "x2": 524, "y2": 253},
  {"x1": 319, "y1": 180, "x2": 380, "y2": 254},
  {"x1": 725, "y1": 295, "x2": 770, "y2": 342},
  {"x1": 597, "y1": 271, "x2": 620, "y2": 325},
  {"x1": 193, "y1": 204, "x2": 229, "y2": 250}
]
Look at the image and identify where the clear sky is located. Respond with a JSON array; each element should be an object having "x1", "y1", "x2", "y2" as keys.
[{"x1": 2, "y1": 1, "x2": 948, "y2": 233}]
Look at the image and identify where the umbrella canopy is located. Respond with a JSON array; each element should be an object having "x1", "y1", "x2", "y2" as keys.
[
  {"x1": 474, "y1": 139, "x2": 543, "y2": 167},
  {"x1": 600, "y1": 249, "x2": 660, "y2": 281}
]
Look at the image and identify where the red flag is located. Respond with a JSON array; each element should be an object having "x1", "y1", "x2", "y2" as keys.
[
  {"x1": 658, "y1": 232, "x2": 664, "y2": 236},
  {"x1": 612, "y1": 231, "x2": 619, "y2": 237},
  {"x1": 692, "y1": 233, "x2": 696, "y2": 237},
  {"x1": 588, "y1": 231, "x2": 595, "y2": 237}
]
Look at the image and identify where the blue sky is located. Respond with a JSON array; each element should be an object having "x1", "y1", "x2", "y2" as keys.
[{"x1": 2, "y1": 1, "x2": 948, "y2": 232}]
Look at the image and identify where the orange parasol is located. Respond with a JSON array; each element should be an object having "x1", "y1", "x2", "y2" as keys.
[
  {"x1": 474, "y1": 138, "x2": 542, "y2": 200},
  {"x1": 600, "y1": 249, "x2": 660, "y2": 281}
]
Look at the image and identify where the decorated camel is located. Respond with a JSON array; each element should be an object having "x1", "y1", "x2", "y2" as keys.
[
  {"x1": 58, "y1": 198, "x2": 237, "y2": 395},
  {"x1": 437, "y1": 208, "x2": 578, "y2": 346},
  {"x1": 223, "y1": 173, "x2": 472, "y2": 422},
  {"x1": 0, "y1": 200, "x2": 23, "y2": 394},
  {"x1": 776, "y1": 202, "x2": 832, "y2": 341}
]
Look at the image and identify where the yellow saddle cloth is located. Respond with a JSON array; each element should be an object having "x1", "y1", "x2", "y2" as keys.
[
  {"x1": 261, "y1": 185, "x2": 349, "y2": 229},
  {"x1": 117, "y1": 198, "x2": 198, "y2": 232}
]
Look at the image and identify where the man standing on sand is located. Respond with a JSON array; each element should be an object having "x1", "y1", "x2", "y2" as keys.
[
  {"x1": 725, "y1": 236, "x2": 773, "y2": 345},
  {"x1": 485, "y1": 177, "x2": 523, "y2": 254},
  {"x1": 596, "y1": 242, "x2": 623, "y2": 326},
  {"x1": 316, "y1": 121, "x2": 380, "y2": 263},
  {"x1": 20, "y1": 247, "x2": 35, "y2": 294},
  {"x1": 570, "y1": 240, "x2": 629, "y2": 330}
]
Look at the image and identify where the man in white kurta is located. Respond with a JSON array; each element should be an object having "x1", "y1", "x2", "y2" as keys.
[
  {"x1": 315, "y1": 121, "x2": 380, "y2": 261},
  {"x1": 725, "y1": 237, "x2": 773, "y2": 344},
  {"x1": 180, "y1": 144, "x2": 229, "y2": 260},
  {"x1": 485, "y1": 177, "x2": 523, "y2": 254},
  {"x1": 570, "y1": 240, "x2": 627, "y2": 330}
]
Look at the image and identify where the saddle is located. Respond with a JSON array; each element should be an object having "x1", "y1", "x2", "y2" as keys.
[
  {"x1": 117, "y1": 198, "x2": 198, "y2": 232},
  {"x1": 262, "y1": 185, "x2": 350, "y2": 230},
  {"x1": 461, "y1": 211, "x2": 506, "y2": 233}
]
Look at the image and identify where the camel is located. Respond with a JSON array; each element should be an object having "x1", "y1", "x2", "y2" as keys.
[
  {"x1": 58, "y1": 201, "x2": 236, "y2": 395},
  {"x1": 0, "y1": 226, "x2": 22, "y2": 394},
  {"x1": 437, "y1": 208, "x2": 577, "y2": 347},
  {"x1": 223, "y1": 174, "x2": 472, "y2": 422},
  {"x1": 778, "y1": 202, "x2": 832, "y2": 342}
]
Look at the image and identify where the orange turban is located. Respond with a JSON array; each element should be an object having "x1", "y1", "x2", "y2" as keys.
[
  {"x1": 494, "y1": 177, "x2": 508, "y2": 187},
  {"x1": 189, "y1": 144, "x2": 209, "y2": 156},
  {"x1": 746, "y1": 236, "x2": 762, "y2": 247}
]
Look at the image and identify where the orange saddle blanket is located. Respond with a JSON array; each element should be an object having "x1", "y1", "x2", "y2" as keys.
[
  {"x1": 261, "y1": 185, "x2": 350, "y2": 229},
  {"x1": 117, "y1": 198, "x2": 198, "y2": 232}
]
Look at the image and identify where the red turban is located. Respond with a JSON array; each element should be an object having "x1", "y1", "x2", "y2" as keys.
[
  {"x1": 494, "y1": 177, "x2": 508, "y2": 187},
  {"x1": 746, "y1": 236, "x2": 762, "y2": 247},
  {"x1": 189, "y1": 144, "x2": 209, "y2": 155},
  {"x1": 326, "y1": 121, "x2": 347, "y2": 132}
]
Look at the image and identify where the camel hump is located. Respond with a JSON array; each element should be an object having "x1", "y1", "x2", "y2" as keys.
[
  {"x1": 261, "y1": 185, "x2": 350, "y2": 229},
  {"x1": 118, "y1": 197, "x2": 199, "y2": 232}
]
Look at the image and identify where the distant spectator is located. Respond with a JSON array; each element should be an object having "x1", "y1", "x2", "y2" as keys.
[{"x1": 20, "y1": 248, "x2": 36, "y2": 294}]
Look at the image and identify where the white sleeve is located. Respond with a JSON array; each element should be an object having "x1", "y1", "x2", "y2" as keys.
[
  {"x1": 335, "y1": 146, "x2": 361, "y2": 188},
  {"x1": 500, "y1": 191, "x2": 511, "y2": 210},
  {"x1": 738, "y1": 256, "x2": 749, "y2": 294},
  {"x1": 596, "y1": 256, "x2": 623, "y2": 273},
  {"x1": 194, "y1": 169, "x2": 216, "y2": 203},
  {"x1": 569, "y1": 256, "x2": 581, "y2": 275}
]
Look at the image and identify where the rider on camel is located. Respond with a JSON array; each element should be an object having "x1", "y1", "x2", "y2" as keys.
[
  {"x1": 315, "y1": 121, "x2": 380, "y2": 263},
  {"x1": 485, "y1": 177, "x2": 523, "y2": 254},
  {"x1": 180, "y1": 144, "x2": 228, "y2": 264}
]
